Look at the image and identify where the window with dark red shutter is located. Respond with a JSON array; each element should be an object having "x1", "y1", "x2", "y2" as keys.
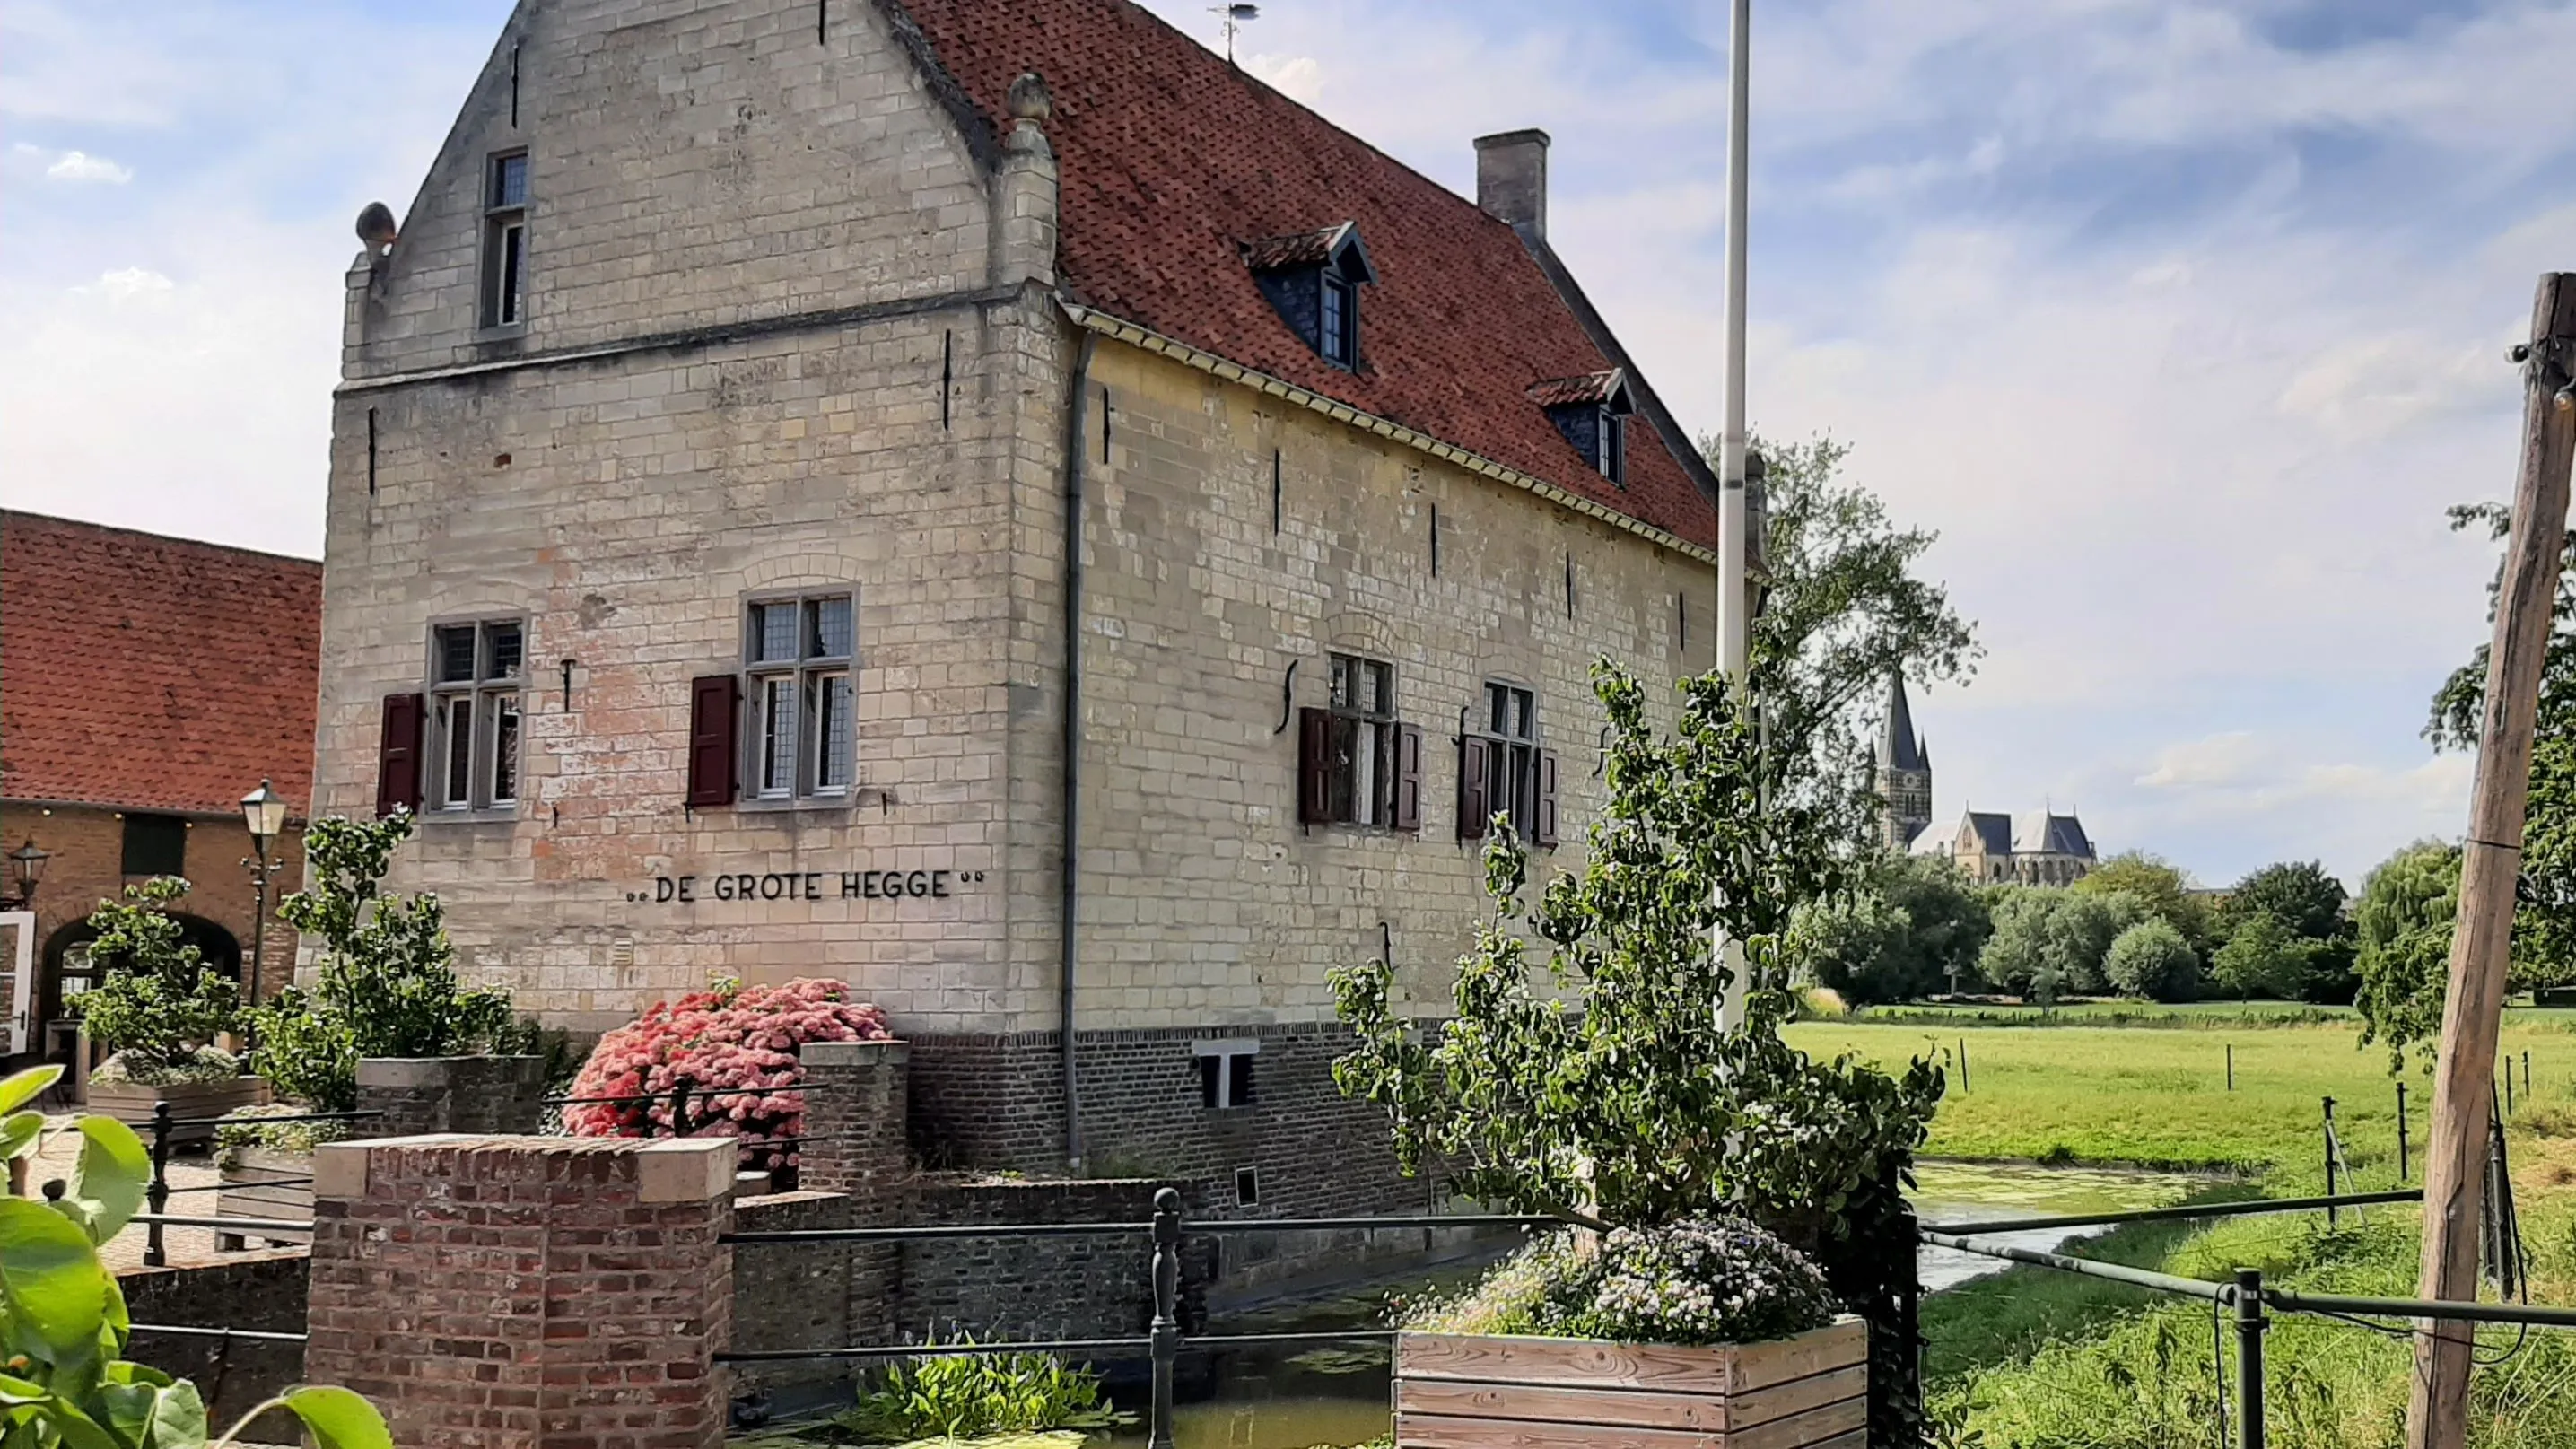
[
  {"x1": 1392, "y1": 723, "x2": 1424, "y2": 832},
  {"x1": 376, "y1": 693, "x2": 425, "y2": 817},
  {"x1": 1297, "y1": 707, "x2": 1334, "y2": 825},
  {"x1": 687, "y1": 674, "x2": 740, "y2": 807},
  {"x1": 1533, "y1": 750, "x2": 1561, "y2": 848},
  {"x1": 1457, "y1": 735, "x2": 1490, "y2": 841}
]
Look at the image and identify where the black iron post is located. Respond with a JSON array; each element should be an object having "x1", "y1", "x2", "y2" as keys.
[
  {"x1": 243, "y1": 840, "x2": 275, "y2": 1014},
  {"x1": 2227, "y1": 1043, "x2": 2235, "y2": 1092},
  {"x1": 2233, "y1": 1269, "x2": 2266, "y2": 1449},
  {"x1": 144, "y1": 1104, "x2": 172, "y2": 1268},
  {"x1": 1148, "y1": 1186, "x2": 1181, "y2": 1449},
  {"x1": 2525, "y1": 1050, "x2": 2533, "y2": 1098},
  {"x1": 668, "y1": 1082, "x2": 693, "y2": 1139},
  {"x1": 2397, "y1": 1081, "x2": 2410, "y2": 1183},
  {"x1": 1958, "y1": 1038, "x2": 1969, "y2": 1094}
]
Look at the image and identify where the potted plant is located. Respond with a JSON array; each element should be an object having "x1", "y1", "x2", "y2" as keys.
[
  {"x1": 220, "y1": 810, "x2": 532, "y2": 1235},
  {"x1": 76, "y1": 877, "x2": 267, "y2": 1146},
  {"x1": 1334, "y1": 663, "x2": 1943, "y2": 1448}
]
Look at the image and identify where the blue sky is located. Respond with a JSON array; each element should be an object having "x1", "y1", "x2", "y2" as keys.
[{"x1": 7, "y1": 0, "x2": 2574, "y2": 888}]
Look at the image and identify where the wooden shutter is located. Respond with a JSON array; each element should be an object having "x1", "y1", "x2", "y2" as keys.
[
  {"x1": 1297, "y1": 707, "x2": 1334, "y2": 825},
  {"x1": 687, "y1": 674, "x2": 740, "y2": 807},
  {"x1": 1457, "y1": 736, "x2": 1490, "y2": 842},
  {"x1": 1533, "y1": 749, "x2": 1561, "y2": 848},
  {"x1": 1392, "y1": 724, "x2": 1424, "y2": 832},
  {"x1": 375, "y1": 693, "x2": 425, "y2": 817}
]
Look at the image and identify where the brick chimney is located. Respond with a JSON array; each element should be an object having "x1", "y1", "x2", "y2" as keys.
[{"x1": 1474, "y1": 128, "x2": 1550, "y2": 239}]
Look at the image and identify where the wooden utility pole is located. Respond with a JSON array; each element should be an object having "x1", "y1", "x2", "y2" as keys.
[{"x1": 2407, "y1": 273, "x2": 2576, "y2": 1449}]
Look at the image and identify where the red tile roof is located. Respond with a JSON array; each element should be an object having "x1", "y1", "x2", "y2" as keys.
[
  {"x1": 0, "y1": 512, "x2": 321, "y2": 816},
  {"x1": 894, "y1": 0, "x2": 1720, "y2": 551},
  {"x1": 1529, "y1": 371, "x2": 1626, "y2": 408}
]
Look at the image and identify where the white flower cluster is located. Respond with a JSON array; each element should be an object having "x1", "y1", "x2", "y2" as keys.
[{"x1": 1558, "y1": 1218, "x2": 1839, "y2": 1348}]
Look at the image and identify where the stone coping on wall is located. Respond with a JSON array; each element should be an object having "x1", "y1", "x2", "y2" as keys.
[{"x1": 311, "y1": 1133, "x2": 736, "y2": 1202}]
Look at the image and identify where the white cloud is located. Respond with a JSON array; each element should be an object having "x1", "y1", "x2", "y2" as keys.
[
  {"x1": 82, "y1": 267, "x2": 173, "y2": 301},
  {"x1": 43, "y1": 150, "x2": 132, "y2": 183},
  {"x1": 1244, "y1": 53, "x2": 1324, "y2": 106}
]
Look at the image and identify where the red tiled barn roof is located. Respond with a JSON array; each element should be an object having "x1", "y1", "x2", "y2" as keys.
[
  {"x1": 894, "y1": 0, "x2": 1720, "y2": 551},
  {"x1": 0, "y1": 512, "x2": 321, "y2": 816}
]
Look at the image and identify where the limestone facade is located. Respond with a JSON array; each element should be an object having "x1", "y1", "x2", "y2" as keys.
[{"x1": 312, "y1": 0, "x2": 1722, "y2": 1183}]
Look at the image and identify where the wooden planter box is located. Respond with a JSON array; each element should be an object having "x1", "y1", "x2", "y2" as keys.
[
  {"x1": 87, "y1": 1077, "x2": 271, "y2": 1150},
  {"x1": 1396, "y1": 1318, "x2": 1868, "y2": 1449},
  {"x1": 214, "y1": 1148, "x2": 313, "y2": 1252}
]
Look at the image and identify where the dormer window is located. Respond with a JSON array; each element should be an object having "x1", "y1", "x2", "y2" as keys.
[
  {"x1": 1244, "y1": 223, "x2": 1375, "y2": 371},
  {"x1": 1531, "y1": 371, "x2": 1637, "y2": 486}
]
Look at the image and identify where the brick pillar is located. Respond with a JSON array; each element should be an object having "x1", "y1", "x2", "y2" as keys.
[
  {"x1": 305, "y1": 1135, "x2": 735, "y2": 1449},
  {"x1": 797, "y1": 1040, "x2": 910, "y2": 1349},
  {"x1": 798, "y1": 1039, "x2": 908, "y2": 1201},
  {"x1": 354, "y1": 1056, "x2": 546, "y2": 1137}
]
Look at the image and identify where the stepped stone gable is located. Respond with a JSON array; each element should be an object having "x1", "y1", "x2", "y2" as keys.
[{"x1": 311, "y1": 0, "x2": 1725, "y2": 1207}]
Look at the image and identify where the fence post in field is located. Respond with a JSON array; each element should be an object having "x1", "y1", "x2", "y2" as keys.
[
  {"x1": 305, "y1": 1135, "x2": 737, "y2": 1449},
  {"x1": 2411, "y1": 273, "x2": 2576, "y2": 1449},
  {"x1": 2227, "y1": 1043, "x2": 2235, "y2": 1092},
  {"x1": 1958, "y1": 1038, "x2": 1969, "y2": 1094},
  {"x1": 2322, "y1": 1098, "x2": 2339, "y2": 1226},
  {"x1": 2234, "y1": 1269, "x2": 2267, "y2": 1449},
  {"x1": 1148, "y1": 1186, "x2": 1183, "y2": 1449},
  {"x1": 2397, "y1": 1081, "x2": 2410, "y2": 1183}
]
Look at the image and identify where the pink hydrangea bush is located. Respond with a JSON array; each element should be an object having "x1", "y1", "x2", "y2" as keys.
[{"x1": 563, "y1": 977, "x2": 891, "y2": 1171}]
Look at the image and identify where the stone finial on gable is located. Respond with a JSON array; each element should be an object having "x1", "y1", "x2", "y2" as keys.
[{"x1": 993, "y1": 72, "x2": 1059, "y2": 288}]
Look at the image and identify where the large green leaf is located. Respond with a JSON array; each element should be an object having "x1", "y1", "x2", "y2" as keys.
[
  {"x1": 275, "y1": 1389, "x2": 389, "y2": 1449},
  {"x1": 0, "y1": 1200, "x2": 109, "y2": 1362},
  {"x1": 144, "y1": 1381, "x2": 205, "y2": 1449},
  {"x1": 0, "y1": 1069, "x2": 61, "y2": 1121},
  {"x1": 60, "y1": 1120, "x2": 149, "y2": 1245},
  {"x1": 0, "y1": 1116, "x2": 42, "y2": 1166},
  {"x1": 99, "y1": 1381, "x2": 154, "y2": 1449}
]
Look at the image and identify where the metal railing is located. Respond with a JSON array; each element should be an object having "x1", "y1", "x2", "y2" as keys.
[
  {"x1": 140, "y1": 1106, "x2": 382, "y2": 1267},
  {"x1": 720, "y1": 1188, "x2": 1552, "y2": 1448},
  {"x1": 1922, "y1": 1184, "x2": 2576, "y2": 1449}
]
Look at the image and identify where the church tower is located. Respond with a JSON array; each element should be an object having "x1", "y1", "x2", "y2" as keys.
[{"x1": 1878, "y1": 672, "x2": 1934, "y2": 850}]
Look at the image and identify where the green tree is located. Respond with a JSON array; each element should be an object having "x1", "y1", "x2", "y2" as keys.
[
  {"x1": 1794, "y1": 854, "x2": 1993, "y2": 1003},
  {"x1": 251, "y1": 811, "x2": 523, "y2": 1109},
  {"x1": 2218, "y1": 861, "x2": 2356, "y2": 1002},
  {"x1": 2427, "y1": 502, "x2": 2576, "y2": 988},
  {"x1": 2210, "y1": 912, "x2": 2310, "y2": 1000},
  {"x1": 1332, "y1": 660, "x2": 1943, "y2": 1237},
  {"x1": 2073, "y1": 852, "x2": 2213, "y2": 952},
  {"x1": 2353, "y1": 842, "x2": 2465, "y2": 1071},
  {"x1": 1978, "y1": 888, "x2": 2064, "y2": 1000},
  {"x1": 2104, "y1": 919, "x2": 2200, "y2": 1002},
  {"x1": 2044, "y1": 891, "x2": 2142, "y2": 996},
  {"x1": 72, "y1": 877, "x2": 242, "y2": 1080},
  {"x1": 1727, "y1": 435, "x2": 1979, "y2": 884}
]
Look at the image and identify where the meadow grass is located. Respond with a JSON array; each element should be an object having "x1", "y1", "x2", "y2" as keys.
[
  {"x1": 1784, "y1": 1017, "x2": 2576, "y2": 1173},
  {"x1": 1811, "y1": 1009, "x2": 2576, "y2": 1445}
]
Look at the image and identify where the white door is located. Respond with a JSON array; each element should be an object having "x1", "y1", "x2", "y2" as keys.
[{"x1": 0, "y1": 912, "x2": 31, "y2": 1055}]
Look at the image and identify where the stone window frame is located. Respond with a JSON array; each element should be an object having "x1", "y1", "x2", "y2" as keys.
[
  {"x1": 423, "y1": 615, "x2": 528, "y2": 821},
  {"x1": 1325, "y1": 651, "x2": 1400, "y2": 829},
  {"x1": 1193, "y1": 1038, "x2": 1260, "y2": 1111},
  {"x1": 739, "y1": 589, "x2": 859, "y2": 809},
  {"x1": 479, "y1": 149, "x2": 530, "y2": 335},
  {"x1": 1475, "y1": 677, "x2": 1543, "y2": 837}
]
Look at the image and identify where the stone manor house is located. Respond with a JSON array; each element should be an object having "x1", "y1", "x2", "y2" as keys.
[{"x1": 315, "y1": 0, "x2": 1729, "y2": 1214}]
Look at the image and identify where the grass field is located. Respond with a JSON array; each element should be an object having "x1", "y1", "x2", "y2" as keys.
[
  {"x1": 1783, "y1": 1017, "x2": 2576, "y2": 1173},
  {"x1": 1792, "y1": 1008, "x2": 2576, "y2": 1445}
]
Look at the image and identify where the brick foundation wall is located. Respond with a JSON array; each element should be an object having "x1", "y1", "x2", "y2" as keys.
[
  {"x1": 729, "y1": 1191, "x2": 864, "y2": 1409},
  {"x1": 119, "y1": 1250, "x2": 310, "y2": 1424},
  {"x1": 354, "y1": 1056, "x2": 546, "y2": 1137},
  {"x1": 895, "y1": 1175, "x2": 1208, "y2": 1343},
  {"x1": 912, "y1": 1026, "x2": 1420, "y2": 1216},
  {"x1": 306, "y1": 1135, "x2": 736, "y2": 1449}
]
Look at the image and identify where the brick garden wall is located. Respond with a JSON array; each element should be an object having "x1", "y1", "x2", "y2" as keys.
[
  {"x1": 896, "y1": 1175, "x2": 1209, "y2": 1344},
  {"x1": 119, "y1": 1250, "x2": 310, "y2": 1425}
]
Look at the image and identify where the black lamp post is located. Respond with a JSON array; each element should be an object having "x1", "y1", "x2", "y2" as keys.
[
  {"x1": 239, "y1": 781, "x2": 288, "y2": 1005},
  {"x1": 4, "y1": 840, "x2": 47, "y2": 911}
]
